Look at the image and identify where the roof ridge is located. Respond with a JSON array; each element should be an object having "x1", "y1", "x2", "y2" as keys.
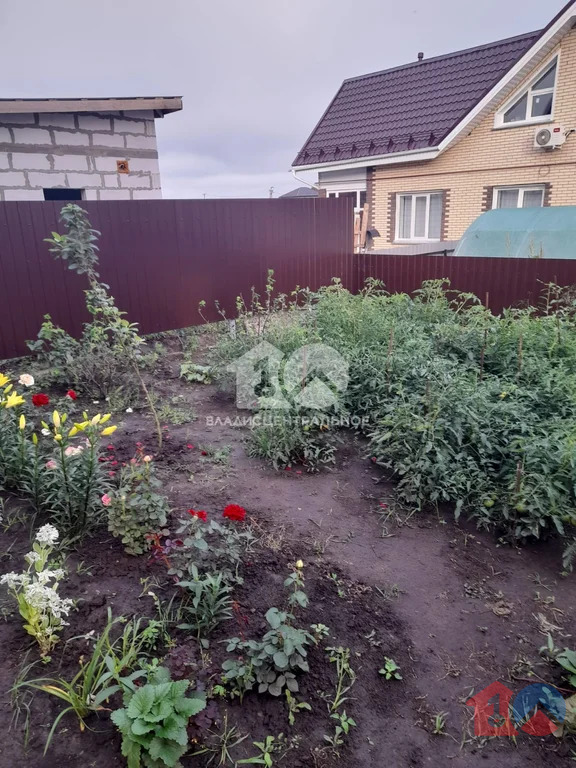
[{"x1": 343, "y1": 29, "x2": 541, "y2": 84}]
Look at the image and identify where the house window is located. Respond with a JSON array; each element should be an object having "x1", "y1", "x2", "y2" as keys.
[
  {"x1": 327, "y1": 190, "x2": 367, "y2": 211},
  {"x1": 496, "y1": 57, "x2": 558, "y2": 127},
  {"x1": 492, "y1": 186, "x2": 545, "y2": 209},
  {"x1": 396, "y1": 192, "x2": 443, "y2": 241},
  {"x1": 43, "y1": 188, "x2": 84, "y2": 201}
]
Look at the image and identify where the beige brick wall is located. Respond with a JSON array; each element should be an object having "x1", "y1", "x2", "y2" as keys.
[{"x1": 371, "y1": 28, "x2": 576, "y2": 248}]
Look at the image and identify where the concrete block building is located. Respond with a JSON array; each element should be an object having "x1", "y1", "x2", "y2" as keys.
[{"x1": 0, "y1": 96, "x2": 182, "y2": 201}]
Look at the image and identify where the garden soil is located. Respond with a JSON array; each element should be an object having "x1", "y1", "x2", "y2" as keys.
[{"x1": 1, "y1": 337, "x2": 575, "y2": 767}]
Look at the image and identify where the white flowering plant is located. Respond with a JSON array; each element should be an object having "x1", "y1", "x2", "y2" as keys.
[{"x1": 0, "y1": 524, "x2": 73, "y2": 660}]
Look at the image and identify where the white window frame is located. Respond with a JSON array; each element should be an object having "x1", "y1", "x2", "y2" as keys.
[
  {"x1": 494, "y1": 54, "x2": 559, "y2": 129},
  {"x1": 395, "y1": 191, "x2": 443, "y2": 243},
  {"x1": 326, "y1": 189, "x2": 367, "y2": 212},
  {"x1": 492, "y1": 185, "x2": 546, "y2": 209}
]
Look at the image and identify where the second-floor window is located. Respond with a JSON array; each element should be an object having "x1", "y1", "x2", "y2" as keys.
[
  {"x1": 496, "y1": 56, "x2": 558, "y2": 126},
  {"x1": 396, "y1": 192, "x2": 443, "y2": 241}
]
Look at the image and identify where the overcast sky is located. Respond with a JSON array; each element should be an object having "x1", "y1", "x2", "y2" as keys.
[{"x1": 0, "y1": 1, "x2": 561, "y2": 198}]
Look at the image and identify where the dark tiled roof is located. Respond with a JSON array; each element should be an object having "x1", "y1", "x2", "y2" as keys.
[
  {"x1": 280, "y1": 186, "x2": 319, "y2": 198},
  {"x1": 293, "y1": 31, "x2": 541, "y2": 167}
]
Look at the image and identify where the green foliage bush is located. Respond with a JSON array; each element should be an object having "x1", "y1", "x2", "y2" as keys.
[
  {"x1": 28, "y1": 204, "x2": 143, "y2": 400},
  {"x1": 108, "y1": 452, "x2": 170, "y2": 555},
  {"x1": 212, "y1": 275, "x2": 576, "y2": 563},
  {"x1": 111, "y1": 666, "x2": 206, "y2": 768}
]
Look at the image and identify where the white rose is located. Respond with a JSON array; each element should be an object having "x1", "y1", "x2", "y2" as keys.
[{"x1": 18, "y1": 374, "x2": 35, "y2": 387}]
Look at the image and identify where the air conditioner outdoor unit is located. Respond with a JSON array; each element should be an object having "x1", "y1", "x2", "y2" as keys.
[{"x1": 534, "y1": 124, "x2": 566, "y2": 148}]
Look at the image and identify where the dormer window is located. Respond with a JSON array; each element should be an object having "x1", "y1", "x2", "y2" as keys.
[{"x1": 495, "y1": 56, "x2": 558, "y2": 127}]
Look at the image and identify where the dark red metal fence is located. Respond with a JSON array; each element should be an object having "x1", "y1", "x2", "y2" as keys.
[
  {"x1": 0, "y1": 199, "x2": 354, "y2": 359},
  {"x1": 357, "y1": 252, "x2": 576, "y2": 312},
  {"x1": 1, "y1": 198, "x2": 576, "y2": 360}
]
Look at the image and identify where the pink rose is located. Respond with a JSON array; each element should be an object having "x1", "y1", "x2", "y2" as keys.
[
  {"x1": 101, "y1": 494, "x2": 112, "y2": 507},
  {"x1": 45, "y1": 459, "x2": 57, "y2": 470}
]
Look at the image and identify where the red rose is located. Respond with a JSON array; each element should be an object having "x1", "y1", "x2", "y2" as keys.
[
  {"x1": 201, "y1": 450, "x2": 208, "y2": 456},
  {"x1": 66, "y1": 389, "x2": 78, "y2": 400},
  {"x1": 32, "y1": 393, "x2": 50, "y2": 407},
  {"x1": 188, "y1": 509, "x2": 207, "y2": 522},
  {"x1": 223, "y1": 504, "x2": 246, "y2": 522}
]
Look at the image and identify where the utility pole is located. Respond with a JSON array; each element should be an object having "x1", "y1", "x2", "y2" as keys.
[{"x1": 269, "y1": 186, "x2": 274, "y2": 198}]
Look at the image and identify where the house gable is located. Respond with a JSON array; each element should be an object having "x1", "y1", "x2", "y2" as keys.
[
  {"x1": 293, "y1": 1, "x2": 576, "y2": 173},
  {"x1": 364, "y1": 24, "x2": 576, "y2": 248}
]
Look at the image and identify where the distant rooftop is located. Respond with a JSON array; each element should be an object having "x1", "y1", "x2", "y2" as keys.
[
  {"x1": 280, "y1": 186, "x2": 319, "y2": 198},
  {"x1": 0, "y1": 96, "x2": 182, "y2": 116}
]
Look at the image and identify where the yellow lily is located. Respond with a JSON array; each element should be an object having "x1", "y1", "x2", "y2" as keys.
[
  {"x1": 52, "y1": 411, "x2": 61, "y2": 429},
  {"x1": 0, "y1": 373, "x2": 9, "y2": 387},
  {"x1": 100, "y1": 413, "x2": 112, "y2": 424},
  {"x1": 19, "y1": 414, "x2": 26, "y2": 430},
  {"x1": 4, "y1": 392, "x2": 25, "y2": 409},
  {"x1": 32, "y1": 433, "x2": 38, "y2": 445},
  {"x1": 54, "y1": 434, "x2": 62, "y2": 442},
  {"x1": 91, "y1": 414, "x2": 102, "y2": 426},
  {"x1": 68, "y1": 426, "x2": 79, "y2": 437},
  {"x1": 101, "y1": 425, "x2": 117, "y2": 436}
]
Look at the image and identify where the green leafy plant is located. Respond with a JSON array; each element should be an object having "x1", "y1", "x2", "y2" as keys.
[
  {"x1": 236, "y1": 735, "x2": 280, "y2": 766},
  {"x1": 167, "y1": 510, "x2": 254, "y2": 586},
  {"x1": 379, "y1": 657, "x2": 402, "y2": 680},
  {"x1": 27, "y1": 204, "x2": 143, "y2": 399},
  {"x1": 285, "y1": 690, "x2": 312, "y2": 725},
  {"x1": 177, "y1": 566, "x2": 234, "y2": 640},
  {"x1": 14, "y1": 610, "x2": 153, "y2": 751},
  {"x1": 432, "y1": 711, "x2": 448, "y2": 735},
  {"x1": 107, "y1": 449, "x2": 170, "y2": 555},
  {"x1": 325, "y1": 646, "x2": 356, "y2": 712},
  {"x1": 199, "y1": 444, "x2": 231, "y2": 465},
  {"x1": 223, "y1": 606, "x2": 313, "y2": 697},
  {"x1": 222, "y1": 566, "x2": 313, "y2": 698},
  {"x1": 310, "y1": 623, "x2": 330, "y2": 642},
  {"x1": 111, "y1": 665, "x2": 206, "y2": 768},
  {"x1": 247, "y1": 412, "x2": 337, "y2": 472},
  {"x1": 541, "y1": 634, "x2": 576, "y2": 687},
  {"x1": 180, "y1": 362, "x2": 213, "y2": 384},
  {"x1": 323, "y1": 710, "x2": 356, "y2": 753}
]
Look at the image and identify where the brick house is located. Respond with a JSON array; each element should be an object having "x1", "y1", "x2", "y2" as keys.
[
  {"x1": 0, "y1": 96, "x2": 182, "y2": 201},
  {"x1": 292, "y1": 1, "x2": 576, "y2": 250}
]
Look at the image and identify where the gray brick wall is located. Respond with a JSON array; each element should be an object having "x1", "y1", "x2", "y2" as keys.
[{"x1": 0, "y1": 110, "x2": 162, "y2": 200}]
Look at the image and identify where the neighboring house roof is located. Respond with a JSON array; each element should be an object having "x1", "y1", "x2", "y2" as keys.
[
  {"x1": 280, "y1": 186, "x2": 319, "y2": 198},
  {"x1": 294, "y1": 32, "x2": 539, "y2": 167},
  {"x1": 0, "y1": 96, "x2": 182, "y2": 116},
  {"x1": 293, "y1": 0, "x2": 576, "y2": 171}
]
